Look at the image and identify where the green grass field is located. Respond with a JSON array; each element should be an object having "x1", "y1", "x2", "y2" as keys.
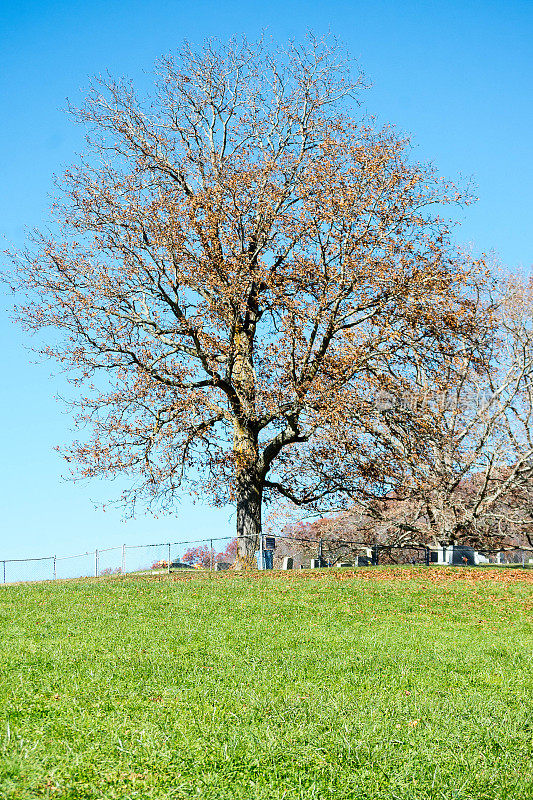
[{"x1": 1, "y1": 568, "x2": 532, "y2": 799}]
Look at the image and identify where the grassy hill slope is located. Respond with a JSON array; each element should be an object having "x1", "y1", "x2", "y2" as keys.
[{"x1": 1, "y1": 568, "x2": 532, "y2": 799}]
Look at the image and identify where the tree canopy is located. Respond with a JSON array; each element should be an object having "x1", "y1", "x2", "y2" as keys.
[{"x1": 9, "y1": 34, "x2": 489, "y2": 563}]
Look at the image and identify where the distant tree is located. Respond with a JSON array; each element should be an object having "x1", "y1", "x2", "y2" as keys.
[
  {"x1": 182, "y1": 538, "x2": 238, "y2": 567},
  {"x1": 298, "y1": 281, "x2": 533, "y2": 553},
  {"x1": 181, "y1": 545, "x2": 213, "y2": 568},
  {"x1": 9, "y1": 34, "x2": 488, "y2": 566},
  {"x1": 151, "y1": 559, "x2": 169, "y2": 570},
  {"x1": 219, "y1": 537, "x2": 239, "y2": 563},
  {"x1": 379, "y1": 279, "x2": 533, "y2": 549}
]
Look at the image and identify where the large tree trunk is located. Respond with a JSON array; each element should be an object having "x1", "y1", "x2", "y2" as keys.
[
  {"x1": 231, "y1": 323, "x2": 261, "y2": 568},
  {"x1": 233, "y1": 420, "x2": 262, "y2": 568},
  {"x1": 235, "y1": 471, "x2": 263, "y2": 568}
]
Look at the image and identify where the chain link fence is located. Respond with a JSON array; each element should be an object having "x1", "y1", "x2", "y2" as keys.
[
  {"x1": 1, "y1": 536, "x2": 236, "y2": 584},
  {"x1": 2, "y1": 535, "x2": 533, "y2": 585}
]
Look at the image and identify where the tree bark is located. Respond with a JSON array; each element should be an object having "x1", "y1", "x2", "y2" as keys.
[
  {"x1": 231, "y1": 319, "x2": 261, "y2": 567},
  {"x1": 235, "y1": 471, "x2": 263, "y2": 568}
]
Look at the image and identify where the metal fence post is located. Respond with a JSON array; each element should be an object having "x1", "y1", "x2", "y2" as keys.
[
  {"x1": 167, "y1": 543, "x2": 171, "y2": 574},
  {"x1": 2, "y1": 561, "x2": 5, "y2": 584},
  {"x1": 122, "y1": 544, "x2": 126, "y2": 574},
  {"x1": 210, "y1": 539, "x2": 213, "y2": 571},
  {"x1": 53, "y1": 556, "x2": 57, "y2": 580},
  {"x1": 95, "y1": 549, "x2": 99, "y2": 578},
  {"x1": 318, "y1": 538, "x2": 323, "y2": 567}
]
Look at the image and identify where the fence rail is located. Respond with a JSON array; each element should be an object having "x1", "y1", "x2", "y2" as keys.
[{"x1": 2, "y1": 534, "x2": 532, "y2": 585}]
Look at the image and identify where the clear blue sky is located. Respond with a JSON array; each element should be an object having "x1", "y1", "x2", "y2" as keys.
[{"x1": 1, "y1": 0, "x2": 531, "y2": 561}]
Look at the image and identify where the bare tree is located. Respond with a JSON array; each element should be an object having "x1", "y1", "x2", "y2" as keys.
[
  {"x1": 8, "y1": 35, "x2": 487, "y2": 565},
  {"x1": 364, "y1": 279, "x2": 533, "y2": 551}
]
